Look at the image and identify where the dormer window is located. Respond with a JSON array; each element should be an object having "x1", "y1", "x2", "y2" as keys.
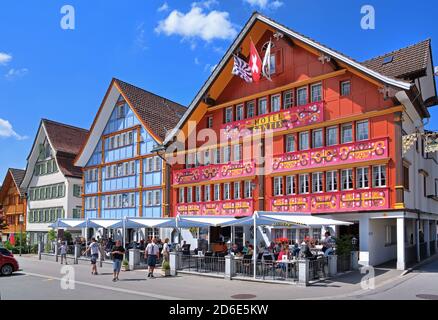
[{"x1": 383, "y1": 56, "x2": 394, "y2": 64}]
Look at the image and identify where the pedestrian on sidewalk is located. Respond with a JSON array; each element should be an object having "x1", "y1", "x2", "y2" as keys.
[
  {"x1": 162, "y1": 238, "x2": 170, "y2": 262},
  {"x1": 145, "y1": 237, "x2": 160, "y2": 278},
  {"x1": 60, "y1": 241, "x2": 68, "y2": 265},
  {"x1": 83, "y1": 237, "x2": 100, "y2": 275},
  {"x1": 111, "y1": 240, "x2": 125, "y2": 282}
]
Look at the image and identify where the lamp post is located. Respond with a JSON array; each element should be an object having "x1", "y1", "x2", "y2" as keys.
[{"x1": 19, "y1": 214, "x2": 24, "y2": 256}]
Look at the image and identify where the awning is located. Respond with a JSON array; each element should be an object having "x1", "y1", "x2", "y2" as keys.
[
  {"x1": 49, "y1": 219, "x2": 87, "y2": 229},
  {"x1": 177, "y1": 216, "x2": 245, "y2": 227},
  {"x1": 123, "y1": 218, "x2": 176, "y2": 228},
  {"x1": 87, "y1": 219, "x2": 123, "y2": 229},
  {"x1": 257, "y1": 212, "x2": 353, "y2": 227}
]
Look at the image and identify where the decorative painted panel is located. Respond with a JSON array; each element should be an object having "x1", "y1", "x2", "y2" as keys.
[{"x1": 176, "y1": 199, "x2": 253, "y2": 216}]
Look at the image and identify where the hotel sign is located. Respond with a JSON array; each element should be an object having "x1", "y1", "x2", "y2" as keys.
[
  {"x1": 176, "y1": 199, "x2": 254, "y2": 216},
  {"x1": 173, "y1": 160, "x2": 256, "y2": 185},
  {"x1": 268, "y1": 138, "x2": 388, "y2": 174},
  {"x1": 270, "y1": 188, "x2": 389, "y2": 213},
  {"x1": 221, "y1": 102, "x2": 324, "y2": 139}
]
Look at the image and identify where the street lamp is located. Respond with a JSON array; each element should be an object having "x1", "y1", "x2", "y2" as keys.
[{"x1": 19, "y1": 214, "x2": 24, "y2": 256}]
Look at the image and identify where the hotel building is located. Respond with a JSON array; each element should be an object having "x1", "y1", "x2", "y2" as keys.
[
  {"x1": 74, "y1": 79, "x2": 185, "y2": 241},
  {"x1": 164, "y1": 13, "x2": 438, "y2": 269}
]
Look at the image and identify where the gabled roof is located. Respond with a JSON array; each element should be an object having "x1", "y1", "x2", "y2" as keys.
[
  {"x1": 114, "y1": 79, "x2": 186, "y2": 141},
  {"x1": 75, "y1": 78, "x2": 186, "y2": 167},
  {"x1": 163, "y1": 12, "x2": 416, "y2": 145},
  {"x1": 362, "y1": 39, "x2": 431, "y2": 80},
  {"x1": 43, "y1": 119, "x2": 89, "y2": 156},
  {"x1": 9, "y1": 168, "x2": 26, "y2": 197}
]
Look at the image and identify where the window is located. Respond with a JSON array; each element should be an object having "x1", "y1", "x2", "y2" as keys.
[
  {"x1": 403, "y1": 165, "x2": 410, "y2": 191},
  {"x1": 154, "y1": 191, "x2": 160, "y2": 206},
  {"x1": 269, "y1": 54, "x2": 276, "y2": 74},
  {"x1": 155, "y1": 157, "x2": 161, "y2": 171},
  {"x1": 179, "y1": 188, "x2": 185, "y2": 203},
  {"x1": 356, "y1": 167, "x2": 369, "y2": 189},
  {"x1": 236, "y1": 104, "x2": 244, "y2": 121},
  {"x1": 286, "y1": 176, "x2": 295, "y2": 195},
  {"x1": 130, "y1": 161, "x2": 136, "y2": 175},
  {"x1": 312, "y1": 172, "x2": 323, "y2": 193},
  {"x1": 205, "y1": 185, "x2": 211, "y2": 202},
  {"x1": 274, "y1": 177, "x2": 283, "y2": 196},
  {"x1": 214, "y1": 184, "x2": 221, "y2": 201},
  {"x1": 233, "y1": 144, "x2": 241, "y2": 162},
  {"x1": 299, "y1": 131, "x2": 309, "y2": 150},
  {"x1": 283, "y1": 90, "x2": 293, "y2": 109},
  {"x1": 286, "y1": 135, "x2": 295, "y2": 153},
  {"x1": 244, "y1": 181, "x2": 253, "y2": 199},
  {"x1": 207, "y1": 116, "x2": 213, "y2": 128},
  {"x1": 234, "y1": 182, "x2": 241, "y2": 199},
  {"x1": 326, "y1": 126, "x2": 338, "y2": 146},
  {"x1": 341, "y1": 81, "x2": 351, "y2": 96},
  {"x1": 224, "y1": 183, "x2": 231, "y2": 200},
  {"x1": 341, "y1": 169, "x2": 353, "y2": 190},
  {"x1": 297, "y1": 87, "x2": 308, "y2": 106},
  {"x1": 341, "y1": 123, "x2": 353, "y2": 144},
  {"x1": 326, "y1": 171, "x2": 338, "y2": 192},
  {"x1": 247, "y1": 101, "x2": 255, "y2": 118},
  {"x1": 373, "y1": 165, "x2": 386, "y2": 187},
  {"x1": 258, "y1": 98, "x2": 267, "y2": 115},
  {"x1": 311, "y1": 83, "x2": 322, "y2": 102},
  {"x1": 385, "y1": 225, "x2": 397, "y2": 246},
  {"x1": 147, "y1": 158, "x2": 153, "y2": 172},
  {"x1": 117, "y1": 105, "x2": 125, "y2": 118},
  {"x1": 299, "y1": 174, "x2": 309, "y2": 194},
  {"x1": 214, "y1": 148, "x2": 220, "y2": 164},
  {"x1": 223, "y1": 146, "x2": 231, "y2": 163},
  {"x1": 187, "y1": 187, "x2": 193, "y2": 203},
  {"x1": 356, "y1": 120, "x2": 369, "y2": 141},
  {"x1": 312, "y1": 129, "x2": 323, "y2": 148},
  {"x1": 195, "y1": 186, "x2": 201, "y2": 202},
  {"x1": 225, "y1": 107, "x2": 233, "y2": 123},
  {"x1": 147, "y1": 192, "x2": 152, "y2": 207},
  {"x1": 271, "y1": 95, "x2": 281, "y2": 112},
  {"x1": 73, "y1": 185, "x2": 82, "y2": 197}
]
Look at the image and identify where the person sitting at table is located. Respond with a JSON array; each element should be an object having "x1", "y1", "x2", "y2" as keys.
[
  {"x1": 246, "y1": 244, "x2": 254, "y2": 256},
  {"x1": 277, "y1": 246, "x2": 290, "y2": 273},
  {"x1": 181, "y1": 241, "x2": 191, "y2": 255},
  {"x1": 229, "y1": 243, "x2": 240, "y2": 256},
  {"x1": 242, "y1": 241, "x2": 250, "y2": 254},
  {"x1": 299, "y1": 239, "x2": 315, "y2": 260}
]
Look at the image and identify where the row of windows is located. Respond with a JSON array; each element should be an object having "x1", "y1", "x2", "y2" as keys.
[
  {"x1": 29, "y1": 207, "x2": 64, "y2": 223},
  {"x1": 106, "y1": 161, "x2": 136, "y2": 179},
  {"x1": 29, "y1": 183, "x2": 65, "y2": 201},
  {"x1": 272, "y1": 165, "x2": 386, "y2": 196},
  {"x1": 185, "y1": 145, "x2": 242, "y2": 168},
  {"x1": 34, "y1": 159, "x2": 58, "y2": 176},
  {"x1": 284, "y1": 120, "x2": 369, "y2": 153},
  {"x1": 210, "y1": 81, "x2": 351, "y2": 127},
  {"x1": 38, "y1": 141, "x2": 52, "y2": 161},
  {"x1": 178, "y1": 181, "x2": 253, "y2": 203},
  {"x1": 108, "y1": 130, "x2": 134, "y2": 150},
  {"x1": 3, "y1": 194, "x2": 24, "y2": 206},
  {"x1": 104, "y1": 193, "x2": 136, "y2": 209}
]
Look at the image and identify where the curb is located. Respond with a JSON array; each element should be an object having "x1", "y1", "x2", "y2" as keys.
[{"x1": 401, "y1": 254, "x2": 438, "y2": 276}]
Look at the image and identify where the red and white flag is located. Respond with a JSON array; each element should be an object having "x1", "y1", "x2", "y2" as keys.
[{"x1": 249, "y1": 40, "x2": 262, "y2": 82}]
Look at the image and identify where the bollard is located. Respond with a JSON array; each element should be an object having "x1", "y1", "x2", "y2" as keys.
[
  {"x1": 298, "y1": 259, "x2": 309, "y2": 287},
  {"x1": 169, "y1": 252, "x2": 178, "y2": 276},
  {"x1": 38, "y1": 242, "x2": 43, "y2": 260},
  {"x1": 225, "y1": 255, "x2": 236, "y2": 280},
  {"x1": 351, "y1": 251, "x2": 359, "y2": 271},
  {"x1": 54, "y1": 242, "x2": 59, "y2": 262},
  {"x1": 328, "y1": 255, "x2": 338, "y2": 277},
  {"x1": 129, "y1": 249, "x2": 139, "y2": 271},
  {"x1": 99, "y1": 250, "x2": 103, "y2": 268},
  {"x1": 74, "y1": 244, "x2": 80, "y2": 264}
]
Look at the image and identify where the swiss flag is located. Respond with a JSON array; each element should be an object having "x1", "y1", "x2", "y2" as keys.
[{"x1": 249, "y1": 40, "x2": 262, "y2": 82}]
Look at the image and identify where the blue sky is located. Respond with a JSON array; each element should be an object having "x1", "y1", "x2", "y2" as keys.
[{"x1": 0, "y1": 0, "x2": 437, "y2": 181}]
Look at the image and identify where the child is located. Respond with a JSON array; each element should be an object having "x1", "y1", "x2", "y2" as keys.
[{"x1": 60, "y1": 242, "x2": 68, "y2": 265}]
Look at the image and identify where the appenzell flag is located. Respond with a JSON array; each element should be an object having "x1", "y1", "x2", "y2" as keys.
[{"x1": 249, "y1": 40, "x2": 262, "y2": 82}]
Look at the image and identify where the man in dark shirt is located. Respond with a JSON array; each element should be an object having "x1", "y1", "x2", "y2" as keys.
[{"x1": 111, "y1": 240, "x2": 125, "y2": 282}]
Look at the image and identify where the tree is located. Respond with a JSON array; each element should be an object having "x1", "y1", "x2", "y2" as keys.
[{"x1": 48, "y1": 229, "x2": 57, "y2": 242}]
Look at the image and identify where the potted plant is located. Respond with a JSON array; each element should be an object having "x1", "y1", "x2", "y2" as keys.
[
  {"x1": 161, "y1": 260, "x2": 171, "y2": 277},
  {"x1": 122, "y1": 259, "x2": 129, "y2": 271}
]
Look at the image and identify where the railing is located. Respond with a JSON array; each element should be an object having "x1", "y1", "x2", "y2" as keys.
[
  {"x1": 308, "y1": 257, "x2": 329, "y2": 281},
  {"x1": 234, "y1": 257, "x2": 299, "y2": 282},
  {"x1": 179, "y1": 254, "x2": 225, "y2": 274}
]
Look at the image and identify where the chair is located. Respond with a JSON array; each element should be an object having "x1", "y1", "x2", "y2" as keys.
[{"x1": 242, "y1": 254, "x2": 253, "y2": 276}]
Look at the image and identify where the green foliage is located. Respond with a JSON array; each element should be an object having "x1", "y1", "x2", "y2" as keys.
[
  {"x1": 63, "y1": 231, "x2": 72, "y2": 243},
  {"x1": 122, "y1": 259, "x2": 129, "y2": 266},
  {"x1": 335, "y1": 235, "x2": 353, "y2": 256},
  {"x1": 48, "y1": 229, "x2": 57, "y2": 242},
  {"x1": 4, "y1": 241, "x2": 14, "y2": 250},
  {"x1": 162, "y1": 260, "x2": 170, "y2": 270}
]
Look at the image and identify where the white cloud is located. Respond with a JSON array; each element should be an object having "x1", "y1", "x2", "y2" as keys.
[
  {"x1": 5, "y1": 68, "x2": 28, "y2": 79},
  {"x1": 155, "y1": 5, "x2": 237, "y2": 42},
  {"x1": 243, "y1": 0, "x2": 283, "y2": 9},
  {"x1": 192, "y1": 0, "x2": 218, "y2": 9},
  {"x1": 194, "y1": 57, "x2": 200, "y2": 65},
  {"x1": 204, "y1": 63, "x2": 217, "y2": 73},
  {"x1": 134, "y1": 22, "x2": 147, "y2": 51},
  {"x1": 157, "y1": 2, "x2": 169, "y2": 12},
  {"x1": 0, "y1": 52, "x2": 12, "y2": 65},
  {"x1": 0, "y1": 118, "x2": 28, "y2": 140}
]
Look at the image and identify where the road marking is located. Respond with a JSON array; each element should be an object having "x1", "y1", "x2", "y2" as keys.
[{"x1": 23, "y1": 271, "x2": 183, "y2": 300}]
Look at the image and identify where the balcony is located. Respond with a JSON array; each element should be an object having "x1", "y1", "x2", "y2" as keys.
[
  {"x1": 173, "y1": 160, "x2": 256, "y2": 186},
  {"x1": 221, "y1": 101, "x2": 324, "y2": 140},
  {"x1": 175, "y1": 199, "x2": 254, "y2": 216},
  {"x1": 267, "y1": 137, "x2": 389, "y2": 175},
  {"x1": 269, "y1": 188, "x2": 390, "y2": 213}
]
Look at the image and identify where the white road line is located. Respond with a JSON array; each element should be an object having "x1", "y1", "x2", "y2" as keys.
[{"x1": 22, "y1": 271, "x2": 183, "y2": 300}]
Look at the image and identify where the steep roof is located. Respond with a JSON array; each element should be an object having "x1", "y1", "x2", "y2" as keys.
[
  {"x1": 114, "y1": 79, "x2": 186, "y2": 141},
  {"x1": 42, "y1": 119, "x2": 89, "y2": 178},
  {"x1": 9, "y1": 168, "x2": 26, "y2": 197},
  {"x1": 361, "y1": 39, "x2": 431, "y2": 80}
]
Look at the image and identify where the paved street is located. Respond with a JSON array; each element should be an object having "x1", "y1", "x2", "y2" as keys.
[{"x1": 0, "y1": 255, "x2": 436, "y2": 300}]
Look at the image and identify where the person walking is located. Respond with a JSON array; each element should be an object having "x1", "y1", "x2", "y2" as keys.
[
  {"x1": 60, "y1": 241, "x2": 68, "y2": 265},
  {"x1": 161, "y1": 238, "x2": 170, "y2": 262},
  {"x1": 145, "y1": 237, "x2": 160, "y2": 278},
  {"x1": 111, "y1": 240, "x2": 125, "y2": 282},
  {"x1": 83, "y1": 237, "x2": 100, "y2": 275}
]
